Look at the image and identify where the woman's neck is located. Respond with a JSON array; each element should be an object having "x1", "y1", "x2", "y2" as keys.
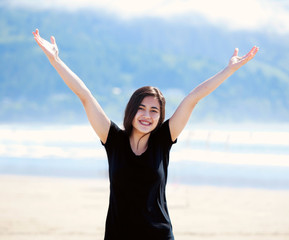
[{"x1": 129, "y1": 132, "x2": 150, "y2": 156}]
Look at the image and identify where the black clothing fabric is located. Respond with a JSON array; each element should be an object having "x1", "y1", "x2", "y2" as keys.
[{"x1": 101, "y1": 120, "x2": 176, "y2": 240}]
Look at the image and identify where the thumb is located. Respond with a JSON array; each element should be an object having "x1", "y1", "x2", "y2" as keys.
[
  {"x1": 232, "y1": 48, "x2": 239, "y2": 57},
  {"x1": 50, "y1": 36, "x2": 56, "y2": 45}
]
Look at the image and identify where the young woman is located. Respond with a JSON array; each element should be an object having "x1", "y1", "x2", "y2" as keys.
[{"x1": 32, "y1": 29, "x2": 258, "y2": 240}]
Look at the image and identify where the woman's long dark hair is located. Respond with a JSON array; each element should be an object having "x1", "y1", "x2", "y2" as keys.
[{"x1": 123, "y1": 86, "x2": 166, "y2": 136}]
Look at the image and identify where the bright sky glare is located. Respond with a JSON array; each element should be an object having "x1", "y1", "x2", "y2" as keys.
[{"x1": 5, "y1": 0, "x2": 289, "y2": 34}]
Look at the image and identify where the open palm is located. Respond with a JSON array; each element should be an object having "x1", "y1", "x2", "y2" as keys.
[
  {"x1": 32, "y1": 29, "x2": 59, "y2": 62},
  {"x1": 228, "y1": 46, "x2": 259, "y2": 71}
]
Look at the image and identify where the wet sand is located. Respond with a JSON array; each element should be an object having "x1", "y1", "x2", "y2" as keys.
[{"x1": 0, "y1": 175, "x2": 289, "y2": 240}]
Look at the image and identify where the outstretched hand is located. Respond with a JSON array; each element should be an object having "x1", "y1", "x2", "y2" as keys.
[
  {"x1": 228, "y1": 46, "x2": 259, "y2": 71},
  {"x1": 32, "y1": 29, "x2": 59, "y2": 62}
]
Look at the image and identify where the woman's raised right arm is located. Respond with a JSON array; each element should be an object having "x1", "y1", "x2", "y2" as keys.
[{"x1": 32, "y1": 29, "x2": 110, "y2": 143}]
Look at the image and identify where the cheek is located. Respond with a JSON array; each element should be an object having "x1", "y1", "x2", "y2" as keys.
[
  {"x1": 133, "y1": 111, "x2": 141, "y2": 120},
  {"x1": 132, "y1": 111, "x2": 142, "y2": 124},
  {"x1": 151, "y1": 112, "x2": 160, "y2": 121}
]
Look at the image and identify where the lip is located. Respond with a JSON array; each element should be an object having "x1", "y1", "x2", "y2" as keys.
[{"x1": 139, "y1": 120, "x2": 152, "y2": 126}]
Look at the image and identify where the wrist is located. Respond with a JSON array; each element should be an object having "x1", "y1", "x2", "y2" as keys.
[
  {"x1": 50, "y1": 56, "x2": 61, "y2": 67},
  {"x1": 224, "y1": 65, "x2": 236, "y2": 76}
]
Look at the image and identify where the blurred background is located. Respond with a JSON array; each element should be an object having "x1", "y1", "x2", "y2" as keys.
[{"x1": 1, "y1": 0, "x2": 289, "y2": 189}]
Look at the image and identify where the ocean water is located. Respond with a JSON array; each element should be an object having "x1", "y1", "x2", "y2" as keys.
[{"x1": 1, "y1": 123, "x2": 289, "y2": 190}]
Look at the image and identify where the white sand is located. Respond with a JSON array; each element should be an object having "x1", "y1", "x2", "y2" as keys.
[{"x1": 0, "y1": 175, "x2": 289, "y2": 240}]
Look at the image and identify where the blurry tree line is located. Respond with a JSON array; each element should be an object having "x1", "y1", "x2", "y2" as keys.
[{"x1": 0, "y1": 6, "x2": 289, "y2": 124}]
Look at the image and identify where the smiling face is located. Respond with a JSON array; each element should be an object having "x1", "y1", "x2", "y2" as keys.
[
  {"x1": 131, "y1": 96, "x2": 161, "y2": 136},
  {"x1": 123, "y1": 86, "x2": 166, "y2": 136}
]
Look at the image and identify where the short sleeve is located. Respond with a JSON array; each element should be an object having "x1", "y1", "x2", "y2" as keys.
[
  {"x1": 101, "y1": 121, "x2": 122, "y2": 147},
  {"x1": 153, "y1": 119, "x2": 177, "y2": 151}
]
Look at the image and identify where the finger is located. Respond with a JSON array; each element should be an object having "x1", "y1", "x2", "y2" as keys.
[
  {"x1": 33, "y1": 32, "x2": 45, "y2": 46},
  {"x1": 250, "y1": 47, "x2": 259, "y2": 60},
  {"x1": 250, "y1": 46, "x2": 259, "y2": 55},
  {"x1": 249, "y1": 46, "x2": 256, "y2": 55},
  {"x1": 242, "y1": 46, "x2": 256, "y2": 59},
  {"x1": 248, "y1": 46, "x2": 259, "y2": 57},
  {"x1": 34, "y1": 37, "x2": 43, "y2": 48},
  {"x1": 253, "y1": 46, "x2": 259, "y2": 55},
  {"x1": 32, "y1": 32, "x2": 39, "y2": 39},
  {"x1": 33, "y1": 29, "x2": 41, "y2": 40},
  {"x1": 232, "y1": 48, "x2": 239, "y2": 57},
  {"x1": 243, "y1": 46, "x2": 259, "y2": 62},
  {"x1": 51, "y1": 36, "x2": 56, "y2": 45},
  {"x1": 32, "y1": 29, "x2": 37, "y2": 36},
  {"x1": 248, "y1": 47, "x2": 257, "y2": 60}
]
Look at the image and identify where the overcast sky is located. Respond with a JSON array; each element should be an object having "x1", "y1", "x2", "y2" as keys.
[{"x1": 4, "y1": 0, "x2": 289, "y2": 34}]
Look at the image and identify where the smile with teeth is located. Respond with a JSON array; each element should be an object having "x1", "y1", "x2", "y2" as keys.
[{"x1": 139, "y1": 120, "x2": 151, "y2": 126}]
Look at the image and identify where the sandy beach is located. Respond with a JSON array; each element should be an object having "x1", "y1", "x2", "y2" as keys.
[{"x1": 1, "y1": 175, "x2": 289, "y2": 240}]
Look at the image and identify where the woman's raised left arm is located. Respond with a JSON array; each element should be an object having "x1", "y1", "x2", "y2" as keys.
[{"x1": 169, "y1": 46, "x2": 259, "y2": 141}]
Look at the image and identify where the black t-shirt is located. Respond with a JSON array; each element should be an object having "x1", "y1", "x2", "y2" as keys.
[{"x1": 101, "y1": 119, "x2": 176, "y2": 240}]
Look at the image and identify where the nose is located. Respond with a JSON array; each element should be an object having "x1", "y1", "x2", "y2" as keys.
[{"x1": 143, "y1": 110, "x2": 151, "y2": 118}]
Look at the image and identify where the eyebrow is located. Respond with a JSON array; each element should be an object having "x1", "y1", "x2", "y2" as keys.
[{"x1": 139, "y1": 104, "x2": 159, "y2": 110}]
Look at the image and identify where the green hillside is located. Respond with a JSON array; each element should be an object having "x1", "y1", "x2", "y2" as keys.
[{"x1": 1, "y1": 7, "x2": 289, "y2": 124}]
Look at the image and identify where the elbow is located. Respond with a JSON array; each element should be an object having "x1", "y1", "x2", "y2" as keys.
[
  {"x1": 187, "y1": 91, "x2": 201, "y2": 106},
  {"x1": 78, "y1": 89, "x2": 93, "y2": 105}
]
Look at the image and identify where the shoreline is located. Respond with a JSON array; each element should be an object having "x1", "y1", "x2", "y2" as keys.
[
  {"x1": 1, "y1": 174, "x2": 289, "y2": 240},
  {"x1": 2, "y1": 158, "x2": 289, "y2": 191}
]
